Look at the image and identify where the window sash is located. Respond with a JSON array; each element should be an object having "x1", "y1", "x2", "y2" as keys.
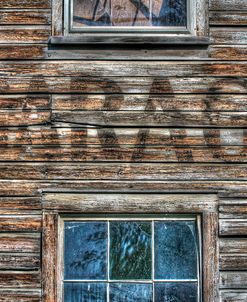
[{"x1": 59, "y1": 214, "x2": 202, "y2": 302}]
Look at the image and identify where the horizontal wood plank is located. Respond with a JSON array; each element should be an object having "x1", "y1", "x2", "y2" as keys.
[
  {"x1": 1, "y1": 61, "x2": 247, "y2": 77},
  {"x1": 210, "y1": 12, "x2": 247, "y2": 26},
  {"x1": 220, "y1": 272, "x2": 247, "y2": 289},
  {"x1": 211, "y1": 28, "x2": 247, "y2": 45},
  {"x1": 0, "y1": 0, "x2": 50, "y2": 8},
  {"x1": 0, "y1": 45, "x2": 47, "y2": 59},
  {"x1": 52, "y1": 94, "x2": 247, "y2": 112},
  {"x1": 0, "y1": 111, "x2": 50, "y2": 126},
  {"x1": 220, "y1": 254, "x2": 247, "y2": 270},
  {"x1": 220, "y1": 290, "x2": 247, "y2": 302},
  {"x1": 0, "y1": 180, "x2": 246, "y2": 196},
  {"x1": 0, "y1": 271, "x2": 40, "y2": 289},
  {"x1": 209, "y1": 46, "x2": 247, "y2": 60},
  {"x1": 0, "y1": 95, "x2": 50, "y2": 110},
  {"x1": 42, "y1": 193, "x2": 217, "y2": 213},
  {"x1": 0, "y1": 253, "x2": 40, "y2": 270},
  {"x1": 0, "y1": 290, "x2": 41, "y2": 302},
  {"x1": 0, "y1": 128, "x2": 245, "y2": 146},
  {"x1": 1, "y1": 77, "x2": 247, "y2": 93},
  {"x1": 2, "y1": 163, "x2": 247, "y2": 181},
  {"x1": 220, "y1": 219, "x2": 247, "y2": 236},
  {"x1": 0, "y1": 9, "x2": 51, "y2": 25},
  {"x1": 0, "y1": 233, "x2": 40, "y2": 253},
  {"x1": 220, "y1": 238, "x2": 247, "y2": 253},
  {"x1": 220, "y1": 205, "x2": 247, "y2": 218},
  {"x1": 53, "y1": 110, "x2": 247, "y2": 127},
  {"x1": 210, "y1": 0, "x2": 247, "y2": 11},
  {"x1": 0, "y1": 216, "x2": 41, "y2": 232},
  {"x1": 0, "y1": 197, "x2": 40, "y2": 212},
  {"x1": 0, "y1": 26, "x2": 50, "y2": 43},
  {"x1": 1, "y1": 145, "x2": 247, "y2": 162}
]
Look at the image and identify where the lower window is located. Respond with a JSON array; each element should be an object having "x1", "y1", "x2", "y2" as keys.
[{"x1": 60, "y1": 214, "x2": 201, "y2": 302}]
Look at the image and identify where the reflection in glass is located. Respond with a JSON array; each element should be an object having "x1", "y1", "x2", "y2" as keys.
[
  {"x1": 154, "y1": 282, "x2": 198, "y2": 302},
  {"x1": 154, "y1": 221, "x2": 198, "y2": 279},
  {"x1": 64, "y1": 282, "x2": 107, "y2": 302},
  {"x1": 64, "y1": 222, "x2": 107, "y2": 280},
  {"x1": 72, "y1": 0, "x2": 187, "y2": 27},
  {"x1": 110, "y1": 221, "x2": 152, "y2": 280},
  {"x1": 110, "y1": 283, "x2": 152, "y2": 302}
]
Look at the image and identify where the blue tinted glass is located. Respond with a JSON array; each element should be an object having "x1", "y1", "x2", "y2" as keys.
[
  {"x1": 154, "y1": 282, "x2": 198, "y2": 302},
  {"x1": 152, "y1": 0, "x2": 187, "y2": 26},
  {"x1": 64, "y1": 222, "x2": 107, "y2": 280},
  {"x1": 154, "y1": 221, "x2": 198, "y2": 279},
  {"x1": 110, "y1": 221, "x2": 152, "y2": 280},
  {"x1": 110, "y1": 283, "x2": 152, "y2": 302},
  {"x1": 64, "y1": 283, "x2": 107, "y2": 302}
]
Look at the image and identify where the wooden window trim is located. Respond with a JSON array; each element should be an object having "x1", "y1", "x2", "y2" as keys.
[
  {"x1": 42, "y1": 192, "x2": 219, "y2": 302},
  {"x1": 50, "y1": 0, "x2": 209, "y2": 44}
]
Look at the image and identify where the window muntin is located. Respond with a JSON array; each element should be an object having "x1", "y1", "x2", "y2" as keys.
[
  {"x1": 71, "y1": 0, "x2": 187, "y2": 30},
  {"x1": 61, "y1": 215, "x2": 201, "y2": 302}
]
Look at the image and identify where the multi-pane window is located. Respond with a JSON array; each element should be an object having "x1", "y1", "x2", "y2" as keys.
[
  {"x1": 61, "y1": 215, "x2": 201, "y2": 302},
  {"x1": 72, "y1": 0, "x2": 187, "y2": 29}
]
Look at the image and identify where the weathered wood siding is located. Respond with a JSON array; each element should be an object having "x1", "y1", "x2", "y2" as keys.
[{"x1": 0, "y1": 0, "x2": 246, "y2": 301}]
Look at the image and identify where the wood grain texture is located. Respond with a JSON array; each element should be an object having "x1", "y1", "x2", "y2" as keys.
[
  {"x1": 52, "y1": 110, "x2": 247, "y2": 127},
  {"x1": 0, "y1": 45, "x2": 47, "y2": 59},
  {"x1": 42, "y1": 213, "x2": 57, "y2": 302},
  {"x1": 220, "y1": 290, "x2": 247, "y2": 302},
  {"x1": 0, "y1": 271, "x2": 41, "y2": 289},
  {"x1": 0, "y1": 10, "x2": 51, "y2": 25},
  {"x1": 220, "y1": 272, "x2": 247, "y2": 289},
  {"x1": 210, "y1": 11, "x2": 247, "y2": 26},
  {"x1": 220, "y1": 205, "x2": 247, "y2": 218},
  {"x1": 52, "y1": 94, "x2": 247, "y2": 112},
  {"x1": 0, "y1": 26, "x2": 50, "y2": 43},
  {"x1": 0, "y1": 253, "x2": 40, "y2": 270},
  {"x1": 0, "y1": 216, "x2": 41, "y2": 232},
  {"x1": 220, "y1": 219, "x2": 247, "y2": 236},
  {"x1": 210, "y1": 0, "x2": 247, "y2": 11},
  {"x1": 0, "y1": 290, "x2": 41, "y2": 302},
  {"x1": 0, "y1": 180, "x2": 246, "y2": 196},
  {"x1": 2, "y1": 163, "x2": 247, "y2": 181},
  {"x1": 0, "y1": 95, "x2": 50, "y2": 110},
  {"x1": 211, "y1": 28, "x2": 247, "y2": 45},
  {"x1": 1, "y1": 61, "x2": 247, "y2": 77},
  {"x1": 42, "y1": 193, "x2": 218, "y2": 213},
  {"x1": 1, "y1": 77, "x2": 247, "y2": 93},
  {"x1": 0, "y1": 233, "x2": 40, "y2": 253},
  {"x1": 1, "y1": 145, "x2": 247, "y2": 162},
  {"x1": 220, "y1": 239, "x2": 247, "y2": 253},
  {"x1": 0, "y1": 128, "x2": 245, "y2": 146},
  {"x1": 220, "y1": 254, "x2": 247, "y2": 270},
  {"x1": 0, "y1": 0, "x2": 50, "y2": 8},
  {"x1": 0, "y1": 111, "x2": 50, "y2": 126}
]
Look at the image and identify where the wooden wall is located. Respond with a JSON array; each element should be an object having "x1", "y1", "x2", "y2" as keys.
[{"x1": 0, "y1": 0, "x2": 246, "y2": 301}]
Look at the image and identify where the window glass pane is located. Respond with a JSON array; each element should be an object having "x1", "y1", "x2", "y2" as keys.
[
  {"x1": 72, "y1": 0, "x2": 187, "y2": 27},
  {"x1": 152, "y1": 0, "x2": 187, "y2": 26},
  {"x1": 64, "y1": 222, "x2": 107, "y2": 280},
  {"x1": 154, "y1": 221, "x2": 198, "y2": 280},
  {"x1": 64, "y1": 282, "x2": 107, "y2": 302},
  {"x1": 110, "y1": 221, "x2": 152, "y2": 280},
  {"x1": 154, "y1": 282, "x2": 198, "y2": 302},
  {"x1": 110, "y1": 283, "x2": 152, "y2": 301}
]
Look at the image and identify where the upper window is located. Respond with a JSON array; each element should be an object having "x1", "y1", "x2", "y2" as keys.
[
  {"x1": 60, "y1": 215, "x2": 201, "y2": 302},
  {"x1": 51, "y1": 0, "x2": 209, "y2": 44},
  {"x1": 71, "y1": 0, "x2": 187, "y2": 30}
]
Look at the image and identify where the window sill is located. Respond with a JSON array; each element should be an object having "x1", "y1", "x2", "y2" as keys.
[{"x1": 49, "y1": 35, "x2": 210, "y2": 45}]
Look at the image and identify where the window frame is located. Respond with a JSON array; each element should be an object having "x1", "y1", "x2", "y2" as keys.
[
  {"x1": 59, "y1": 214, "x2": 202, "y2": 302},
  {"x1": 50, "y1": 0, "x2": 209, "y2": 44},
  {"x1": 42, "y1": 193, "x2": 219, "y2": 302}
]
